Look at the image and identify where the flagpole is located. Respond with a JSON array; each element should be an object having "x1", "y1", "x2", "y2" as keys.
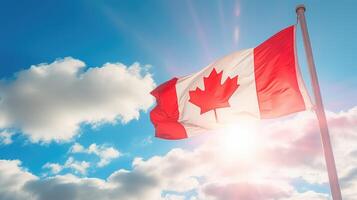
[{"x1": 296, "y1": 5, "x2": 342, "y2": 200}]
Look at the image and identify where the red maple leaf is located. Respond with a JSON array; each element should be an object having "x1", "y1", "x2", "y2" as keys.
[{"x1": 189, "y1": 68, "x2": 239, "y2": 117}]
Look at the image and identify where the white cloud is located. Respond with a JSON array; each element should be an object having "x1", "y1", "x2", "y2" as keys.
[
  {"x1": 0, "y1": 57, "x2": 156, "y2": 143},
  {"x1": 0, "y1": 160, "x2": 37, "y2": 200},
  {"x1": 70, "y1": 142, "x2": 85, "y2": 153},
  {"x1": 43, "y1": 143, "x2": 120, "y2": 175},
  {"x1": 0, "y1": 131, "x2": 14, "y2": 145},
  {"x1": 88, "y1": 144, "x2": 121, "y2": 167},
  {"x1": 42, "y1": 163, "x2": 63, "y2": 174},
  {"x1": 281, "y1": 191, "x2": 330, "y2": 200},
  {"x1": 70, "y1": 143, "x2": 121, "y2": 167},
  {"x1": 64, "y1": 157, "x2": 90, "y2": 175},
  {"x1": 43, "y1": 157, "x2": 90, "y2": 175},
  {"x1": 197, "y1": 181, "x2": 291, "y2": 200},
  {"x1": 0, "y1": 106, "x2": 356, "y2": 200},
  {"x1": 163, "y1": 194, "x2": 186, "y2": 200}
]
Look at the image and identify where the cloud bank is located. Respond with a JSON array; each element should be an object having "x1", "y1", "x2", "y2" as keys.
[
  {"x1": 0, "y1": 107, "x2": 356, "y2": 199},
  {"x1": 0, "y1": 58, "x2": 156, "y2": 143}
]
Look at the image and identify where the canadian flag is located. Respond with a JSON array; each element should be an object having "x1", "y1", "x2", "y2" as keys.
[{"x1": 150, "y1": 26, "x2": 311, "y2": 139}]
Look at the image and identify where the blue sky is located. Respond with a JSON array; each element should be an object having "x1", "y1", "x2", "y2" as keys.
[{"x1": 0, "y1": 1, "x2": 356, "y2": 200}]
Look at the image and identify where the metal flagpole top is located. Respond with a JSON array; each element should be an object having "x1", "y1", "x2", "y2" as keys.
[{"x1": 295, "y1": 4, "x2": 306, "y2": 13}]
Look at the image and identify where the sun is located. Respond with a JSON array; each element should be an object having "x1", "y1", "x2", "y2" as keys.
[{"x1": 217, "y1": 122, "x2": 260, "y2": 161}]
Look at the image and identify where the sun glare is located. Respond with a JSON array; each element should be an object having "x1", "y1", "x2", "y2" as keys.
[{"x1": 217, "y1": 123, "x2": 260, "y2": 161}]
